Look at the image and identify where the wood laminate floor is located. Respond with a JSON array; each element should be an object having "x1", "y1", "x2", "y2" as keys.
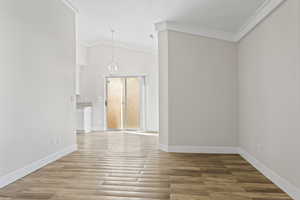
[{"x1": 0, "y1": 132, "x2": 292, "y2": 200}]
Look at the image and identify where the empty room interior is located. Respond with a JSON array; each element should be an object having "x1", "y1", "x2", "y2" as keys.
[{"x1": 1, "y1": 0, "x2": 300, "y2": 199}]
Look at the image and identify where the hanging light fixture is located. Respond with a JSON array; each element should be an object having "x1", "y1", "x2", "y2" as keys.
[{"x1": 107, "y1": 29, "x2": 119, "y2": 73}]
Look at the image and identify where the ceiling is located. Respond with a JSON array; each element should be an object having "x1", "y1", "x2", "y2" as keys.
[{"x1": 71, "y1": 0, "x2": 268, "y2": 48}]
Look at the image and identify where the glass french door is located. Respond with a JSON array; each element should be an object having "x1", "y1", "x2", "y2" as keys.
[
  {"x1": 106, "y1": 78, "x2": 124, "y2": 130},
  {"x1": 105, "y1": 76, "x2": 145, "y2": 131}
]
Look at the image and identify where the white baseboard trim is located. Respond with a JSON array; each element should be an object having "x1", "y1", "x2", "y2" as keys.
[
  {"x1": 169, "y1": 145, "x2": 238, "y2": 154},
  {"x1": 1, "y1": 143, "x2": 298, "y2": 199},
  {"x1": 92, "y1": 129, "x2": 106, "y2": 132},
  {"x1": 159, "y1": 144, "x2": 169, "y2": 152},
  {"x1": 0, "y1": 144, "x2": 77, "y2": 189},
  {"x1": 239, "y1": 148, "x2": 300, "y2": 200},
  {"x1": 160, "y1": 145, "x2": 238, "y2": 154}
]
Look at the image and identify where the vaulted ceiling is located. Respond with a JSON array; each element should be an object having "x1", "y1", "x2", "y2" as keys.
[{"x1": 70, "y1": 0, "x2": 282, "y2": 49}]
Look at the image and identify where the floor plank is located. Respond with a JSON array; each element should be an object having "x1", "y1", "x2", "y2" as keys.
[{"x1": 0, "y1": 132, "x2": 293, "y2": 200}]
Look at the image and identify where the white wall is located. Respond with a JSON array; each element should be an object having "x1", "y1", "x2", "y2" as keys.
[
  {"x1": 159, "y1": 30, "x2": 238, "y2": 149},
  {"x1": 80, "y1": 44, "x2": 159, "y2": 131},
  {"x1": 158, "y1": 31, "x2": 169, "y2": 147},
  {"x1": 0, "y1": 0, "x2": 76, "y2": 179},
  {"x1": 78, "y1": 45, "x2": 88, "y2": 66},
  {"x1": 76, "y1": 45, "x2": 88, "y2": 95},
  {"x1": 238, "y1": 0, "x2": 300, "y2": 191}
]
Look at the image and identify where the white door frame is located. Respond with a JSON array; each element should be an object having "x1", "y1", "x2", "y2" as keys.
[{"x1": 104, "y1": 75, "x2": 147, "y2": 131}]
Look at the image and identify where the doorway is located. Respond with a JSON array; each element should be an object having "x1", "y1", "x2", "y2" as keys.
[{"x1": 105, "y1": 76, "x2": 146, "y2": 131}]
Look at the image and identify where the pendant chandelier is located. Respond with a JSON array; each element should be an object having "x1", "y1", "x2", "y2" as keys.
[{"x1": 107, "y1": 29, "x2": 119, "y2": 73}]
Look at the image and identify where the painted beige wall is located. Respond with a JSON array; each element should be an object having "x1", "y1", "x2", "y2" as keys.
[
  {"x1": 158, "y1": 31, "x2": 169, "y2": 146},
  {"x1": 238, "y1": 0, "x2": 300, "y2": 189},
  {"x1": 80, "y1": 44, "x2": 159, "y2": 131},
  {"x1": 0, "y1": 0, "x2": 76, "y2": 177},
  {"x1": 159, "y1": 30, "x2": 238, "y2": 147}
]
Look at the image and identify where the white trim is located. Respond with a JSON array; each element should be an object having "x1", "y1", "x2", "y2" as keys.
[
  {"x1": 159, "y1": 145, "x2": 299, "y2": 198},
  {"x1": 159, "y1": 144, "x2": 169, "y2": 152},
  {"x1": 154, "y1": 0, "x2": 286, "y2": 42},
  {"x1": 75, "y1": 10, "x2": 80, "y2": 95},
  {"x1": 60, "y1": 0, "x2": 79, "y2": 13},
  {"x1": 125, "y1": 131, "x2": 158, "y2": 136},
  {"x1": 155, "y1": 21, "x2": 236, "y2": 42},
  {"x1": 234, "y1": 0, "x2": 286, "y2": 41},
  {"x1": 239, "y1": 148, "x2": 300, "y2": 200},
  {"x1": 0, "y1": 145, "x2": 77, "y2": 188},
  {"x1": 160, "y1": 145, "x2": 238, "y2": 154},
  {"x1": 92, "y1": 128, "x2": 106, "y2": 132}
]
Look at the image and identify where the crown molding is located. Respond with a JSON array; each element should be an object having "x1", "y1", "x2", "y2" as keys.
[
  {"x1": 155, "y1": 0, "x2": 286, "y2": 42},
  {"x1": 60, "y1": 0, "x2": 79, "y2": 13},
  {"x1": 234, "y1": 0, "x2": 286, "y2": 41},
  {"x1": 155, "y1": 21, "x2": 236, "y2": 42}
]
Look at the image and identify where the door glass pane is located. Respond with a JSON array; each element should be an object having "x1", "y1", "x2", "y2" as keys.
[
  {"x1": 125, "y1": 78, "x2": 140, "y2": 129},
  {"x1": 107, "y1": 78, "x2": 123, "y2": 129}
]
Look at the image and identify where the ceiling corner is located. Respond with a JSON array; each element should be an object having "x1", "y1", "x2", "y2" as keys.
[
  {"x1": 155, "y1": 0, "x2": 286, "y2": 43},
  {"x1": 234, "y1": 0, "x2": 286, "y2": 42},
  {"x1": 155, "y1": 21, "x2": 236, "y2": 42}
]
